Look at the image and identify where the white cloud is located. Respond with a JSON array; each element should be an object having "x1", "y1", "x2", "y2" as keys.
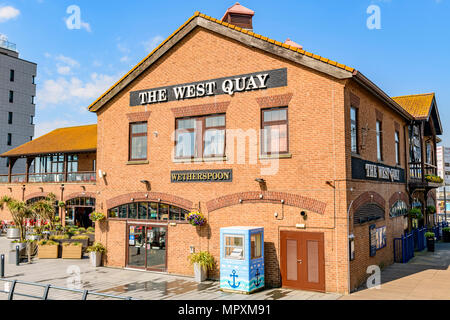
[
  {"x1": 56, "y1": 54, "x2": 79, "y2": 67},
  {"x1": 120, "y1": 56, "x2": 129, "y2": 63},
  {"x1": 37, "y1": 73, "x2": 118, "y2": 107},
  {"x1": 57, "y1": 65, "x2": 71, "y2": 75},
  {"x1": 0, "y1": 6, "x2": 20, "y2": 23},
  {"x1": 142, "y1": 35, "x2": 164, "y2": 52}
]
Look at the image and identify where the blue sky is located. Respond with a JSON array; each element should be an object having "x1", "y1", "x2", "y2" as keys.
[{"x1": 1, "y1": 0, "x2": 449, "y2": 142}]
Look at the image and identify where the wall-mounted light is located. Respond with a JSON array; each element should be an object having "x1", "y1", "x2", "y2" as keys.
[
  {"x1": 301, "y1": 211, "x2": 308, "y2": 220},
  {"x1": 140, "y1": 180, "x2": 150, "y2": 189},
  {"x1": 153, "y1": 131, "x2": 159, "y2": 137},
  {"x1": 39, "y1": 187, "x2": 44, "y2": 192},
  {"x1": 98, "y1": 170, "x2": 106, "y2": 178},
  {"x1": 281, "y1": 199, "x2": 285, "y2": 204},
  {"x1": 255, "y1": 178, "x2": 266, "y2": 184}
]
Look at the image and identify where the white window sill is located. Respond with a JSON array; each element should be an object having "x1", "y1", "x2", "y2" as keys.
[
  {"x1": 173, "y1": 157, "x2": 228, "y2": 163},
  {"x1": 259, "y1": 153, "x2": 292, "y2": 160}
]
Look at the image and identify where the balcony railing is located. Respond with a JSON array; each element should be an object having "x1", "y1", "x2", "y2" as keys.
[
  {"x1": 0, "y1": 172, "x2": 96, "y2": 184},
  {"x1": 409, "y1": 162, "x2": 438, "y2": 182}
]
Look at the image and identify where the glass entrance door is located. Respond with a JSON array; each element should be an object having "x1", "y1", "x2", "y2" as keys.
[
  {"x1": 127, "y1": 225, "x2": 167, "y2": 271},
  {"x1": 128, "y1": 225, "x2": 146, "y2": 268},
  {"x1": 146, "y1": 227, "x2": 167, "y2": 271}
]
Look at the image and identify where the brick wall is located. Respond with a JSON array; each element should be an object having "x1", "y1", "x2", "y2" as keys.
[{"x1": 95, "y1": 27, "x2": 351, "y2": 294}]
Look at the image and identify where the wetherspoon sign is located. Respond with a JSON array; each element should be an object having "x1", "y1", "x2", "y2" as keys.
[
  {"x1": 130, "y1": 68, "x2": 288, "y2": 106},
  {"x1": 171, "y1": 170, "x2": 233, "y2": 183}
]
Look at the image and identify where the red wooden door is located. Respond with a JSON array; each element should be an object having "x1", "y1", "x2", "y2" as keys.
[{"x1": 280, "y1": 231, "x2": 325, "y2": 292}]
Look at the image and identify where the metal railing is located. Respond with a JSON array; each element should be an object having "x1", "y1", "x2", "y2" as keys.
[
  {"x1": 0, "y1": 279, "x2": 135, "y2": 300},
  {"x1": 67, "y1": 172, "x2": 96, "y2": 182},
  {"x1": 0, "y1": 39, "x2": 17, "y2": 52},
  {"x1": 0, "y1": 172, "x2": 96, "y2": 184}
]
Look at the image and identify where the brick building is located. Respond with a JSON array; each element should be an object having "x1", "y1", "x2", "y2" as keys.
[{"x1": 0, "y1": 4, "x2": 444, "y2": 294}]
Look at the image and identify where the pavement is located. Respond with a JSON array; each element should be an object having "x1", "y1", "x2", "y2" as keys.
[
  {"x1": 1, "y1": 235, "x2": 449, "y2": 300},
  {"x1": 0, "y1": 236, "x2": 340, "y2": 300},
  {"x1": 340, "y1": 242, "x2": 450, "y2": 300}
]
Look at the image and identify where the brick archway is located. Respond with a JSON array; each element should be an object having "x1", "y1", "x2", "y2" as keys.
[
  {"x1": 64, "y1": 192, "x2": 97, "y2": 202},
  {"x1": 350, "y1": 191, "x2": 386, "y2": 217},
  {"x1": 206, "y1": 191, "x2": 327, "y2": 214},
  {"x1": 388, "y1": 192, "x2": 410, "y2": 209},
  {"x1": 106, "y1": 192, "x2": 194, "y2": 211},
  {"x1": 25, "y1": 192, "x2": 51, "y2": 202}
]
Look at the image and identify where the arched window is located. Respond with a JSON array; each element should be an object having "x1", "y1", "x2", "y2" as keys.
[
  {"x1": 390, "y1": 200, "x2": 408, "y2": 218},
  {"x1": 109, "y1": 202, "x2": 189, "y2": 222},
  {"x1": 354, "y1": 203, "x2": 385, "y2": 225}
]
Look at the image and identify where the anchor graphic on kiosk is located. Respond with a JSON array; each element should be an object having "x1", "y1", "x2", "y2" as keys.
[
  {"x1": 220, "y1": 227, "x2": 265, "y2": 294},
  {"x1": 228, "y1": 270, "x2": 241, "y2": 288},
  {"x1": 254, "y1": 268, "x2": 262, "y2": 287}
]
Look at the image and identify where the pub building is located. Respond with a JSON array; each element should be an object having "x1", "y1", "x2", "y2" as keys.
[{"x1": 0, "y1": 3, "x2": 444, "y2": 294}]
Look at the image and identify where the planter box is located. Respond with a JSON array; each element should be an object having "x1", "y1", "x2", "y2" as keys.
[
  {"x1": 427, "y1": 238, "x2": 435, "y2": 252},
  {"x1": 38, "y1": 245, "x2": 59, "y2": 259},
  {"x1": 7, "y1": 228, "x2": 20, "y2": 239},
  {"x1": 194, "y1": 263, "x2": 207, "y2": 283},
  {"x1": 62, "y1": 245, "x2": 83, "y2": 259}
]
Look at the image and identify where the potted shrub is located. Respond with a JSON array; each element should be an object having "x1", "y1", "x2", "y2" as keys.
[
  {"x1": 187, "y1": 211, "x2": 207, "y2": 227},
  {"x1": 189, "y1": 251, "x2": 215, "y2": 283},
  {"x1": 71, "y1": 235, "x2": 90, "y2": 248},
  {"x1": 443, "y1": 227, "x2": 450, "y2": 243},
  {"x1": 10, "y1": 240, "x2": 27, "y2": 251},
  {"x1": 37, "y1": 240, "x2": 59, "y2": 259},
  {"x1": 86, "y1": 242, "x2": 106, "y2": 267},
  {"x1": 425, "y1": 232, "x2": 436, "y2": 252},
  {"x1": 62, "y1": 242, "x2": 83, "y2": 259}
]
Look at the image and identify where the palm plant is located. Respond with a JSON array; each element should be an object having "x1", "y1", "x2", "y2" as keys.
[
  {"x1": 0, "y1": 196, "x2": 35, "y2": 242},
  {"x1": 30, "y1": 194, "x2": 57, "y2": 230}
]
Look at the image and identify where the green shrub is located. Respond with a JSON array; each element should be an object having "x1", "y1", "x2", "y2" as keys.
[
  {"x1": 72, "y1": 235, "x2": 89, "y2": 240},
  {"x1": 409, "y1": 208, "x2": 423, "y2": 220},
  {"x1": 38, "y1": 240, "x2": 58, "y2": 246},
  {"x1": 425, "y1": 232, "x2": 435, "y2": 239},
  {"x1": 50, "y1": 235, "x2": 69, "y2": 240},
  {"x1": 87, "y1": 227, "x2": 95, "y2": 232},
  {"x1": 189, "y1": 251, "x2": 215, "y2": 270},
  {"x1": 63, "y1": 242, "x2": 82, "y2": 247},
  {"x1": 443, "y1": 227, "x2": 450, "y2": 233},
  {"x1": 86, "y1": 242, "x2": 106, "y2": 253},
  {"x1": 78, "y1": 227, "x2": 86, "y2": 232}
]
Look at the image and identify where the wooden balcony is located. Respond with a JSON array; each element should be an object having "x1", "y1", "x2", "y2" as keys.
[{"x1": 408, "y1": 162, "x2": 441, "y2": 189}]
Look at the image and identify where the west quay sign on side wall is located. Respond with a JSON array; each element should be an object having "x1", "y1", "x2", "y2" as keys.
[
  {"x1": 130, "y1": 68, "x2": 288, "y2": 106},
  {"x1": 351, "y1": 157, "x2": 405, "y2": 183}
]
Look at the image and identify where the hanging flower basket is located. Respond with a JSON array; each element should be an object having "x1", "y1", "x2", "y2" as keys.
[
  {"x1": 89, "y1": 212, "x2": 106, "y2": 222},
  {"x1": 187, "y1": 211, "x2": 207, "y2": 227},
  {"x1": 408, "y1": 208, "x2": 423, "y2": 220}
]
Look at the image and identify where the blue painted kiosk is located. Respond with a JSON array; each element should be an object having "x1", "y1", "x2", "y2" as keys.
[{"x1": 220, "y1": 227, "x2": 264, "y2": 294}]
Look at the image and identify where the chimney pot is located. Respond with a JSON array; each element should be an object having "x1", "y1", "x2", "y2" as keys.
[{"x1": 221, "y1": 2, "x2": 255, "y2": 31}]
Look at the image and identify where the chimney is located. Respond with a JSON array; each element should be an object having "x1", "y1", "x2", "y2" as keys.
[
  {"x1": 284, "y1": 38, "x2": 303, "y2": 50},
  {"x1": 221, "y1": 2, "x2": 255, "y2": 31}
]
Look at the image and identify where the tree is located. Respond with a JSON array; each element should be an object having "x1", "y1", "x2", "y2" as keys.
[
  {"x1": 30, "y1": 193, "x2": 57, "y2": 230},
  {"x1": 0, "y1": 196, "x2": 35, "y2": 242}
]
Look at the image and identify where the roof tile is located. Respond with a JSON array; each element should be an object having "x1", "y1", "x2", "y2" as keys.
[
  {"x1": 1, "y1": 124, "x2": 97, "y2": 158},
  {"x1": 392, "y1": 93, "x2": 435, "y2": 119}
]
